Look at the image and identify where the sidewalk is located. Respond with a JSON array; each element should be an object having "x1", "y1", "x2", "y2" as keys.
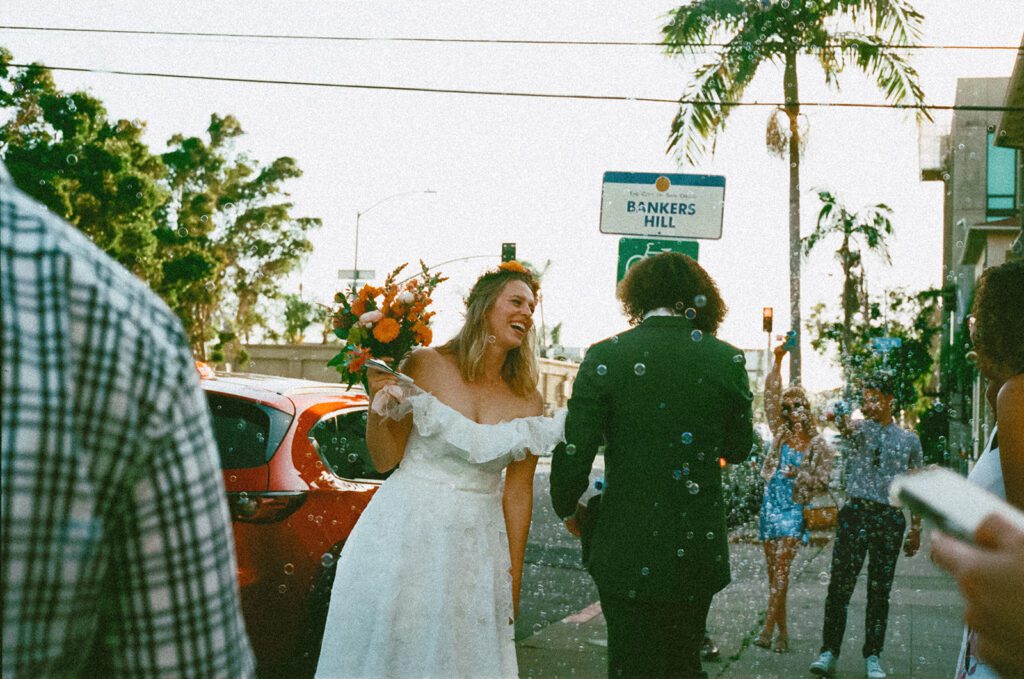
[{"x1": 516, "y1": 531, "x2": 964, "y2": 678}]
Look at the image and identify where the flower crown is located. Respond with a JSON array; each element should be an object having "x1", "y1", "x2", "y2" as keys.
[
  {"x1": 498, "y1": 260, "x2": 528, "y2": 274},
  {"x1": 486, "y1": 259, "x2": 539, "y2": 292}
]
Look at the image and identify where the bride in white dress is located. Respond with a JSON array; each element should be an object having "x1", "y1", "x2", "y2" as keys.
[{"x1": 316, "y1": 263, "x2": 565, "y2": 679}]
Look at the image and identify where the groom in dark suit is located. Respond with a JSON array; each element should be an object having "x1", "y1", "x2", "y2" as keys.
[{"x1": 551, "y1": 252, "x2": 754, "y2": 679}]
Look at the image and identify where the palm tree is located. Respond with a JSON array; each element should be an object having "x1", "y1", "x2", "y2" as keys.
[
  {"x1": 662, "y1": 0, "x2": 929, "y2": 383},
  {"x1": 803, "y1": 189, "x2": 894, "y2": 385}
]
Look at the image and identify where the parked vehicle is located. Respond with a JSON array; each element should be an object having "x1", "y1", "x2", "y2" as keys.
[{"x1": 199, "y1": 369, "x2": 390, "y2": 677}]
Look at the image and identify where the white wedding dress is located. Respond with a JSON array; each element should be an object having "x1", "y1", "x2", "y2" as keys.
[{"x1": 315, "y1": 384, "x2": 566, "y2": 679}]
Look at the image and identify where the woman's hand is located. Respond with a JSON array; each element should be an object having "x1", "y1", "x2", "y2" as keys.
[
  {"x1": 773, "y1": 343, "x2": 788, "y2": 365},
  {"x1": 366, "y1": 362, "x2": 397, "y2": 398}
]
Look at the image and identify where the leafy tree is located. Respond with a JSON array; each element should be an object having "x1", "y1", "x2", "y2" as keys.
[
  {"x1": 282, "y1": 293, "x2": 320, "y2": 344},
  {"x1": 808, "y1": 287, "x2": 941, "y2": 420},
  {"x1": 158, "y1": 114, "x2": 321, "y2": 356},
  {"x1": 0, "y1": 47, "x2": 168, "y2": 281},
  {"x1": 803, "y1": 189, "x2": 894, "y2": 388},
  {"x1": 2, "y1": 50, "x2": 322, "y2": 359},
  {"x1": 662, "y1": 0, "x2": 930, "y2": 383}
]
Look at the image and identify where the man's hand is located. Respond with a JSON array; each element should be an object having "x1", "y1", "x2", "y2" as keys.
[
  {"x1": 563, "y1": 515, "x2": 582, "y2": 537},
  {"x1": 932, "y1": 514, "x2": 1024, "y2": 678},
  {"x1": 903, "y1": 524, "x2": 921, "y2": 557},
  {"x1": 563, "y1": 503, "x2": 588, "y2": 537}
]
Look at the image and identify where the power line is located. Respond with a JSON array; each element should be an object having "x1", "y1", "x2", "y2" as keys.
[
  {"x1": 9, "y1": 62, "x2": 1024, "y2": 113},
  {"x1": 1, "y1": 25, "x2": 1021, "y2": 51}
]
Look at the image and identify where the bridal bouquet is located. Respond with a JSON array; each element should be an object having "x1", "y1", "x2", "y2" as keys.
[{"x1": 327, "y1": 261, "x2": 447, "y2": 390}]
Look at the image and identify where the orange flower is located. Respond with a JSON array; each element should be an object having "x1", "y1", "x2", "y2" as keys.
[
  {"x1": 350, "y1": 298, "x2": 367, "y2": 316},
  {"x1": 347, "y1": 347, "x2": 371, "y2": 373},
  {"x1": 498, "y1": 260, "x2": 527, "y2": 274},
  {"x1": 414, "y1": 323, "x2": 432, "y2": 345},
  {"x1": 373, "y1": 317, "x2": 401, "y2": 343}
]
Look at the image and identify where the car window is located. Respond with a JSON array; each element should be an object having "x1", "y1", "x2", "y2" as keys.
[
  {"x1": 309, "y1": 409, "x2": 392, "y2": 481},
  {"x1": 206, "y1": 393, "x2": 292, "y2": 469}
]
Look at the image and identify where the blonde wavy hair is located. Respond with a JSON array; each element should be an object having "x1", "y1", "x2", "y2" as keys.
[
  {"x1": 778, "y1": 385, "x2": 820, "y2": 441},
  {"x1": 438, "y1": 266, "x2": 540, "y2": 397}
]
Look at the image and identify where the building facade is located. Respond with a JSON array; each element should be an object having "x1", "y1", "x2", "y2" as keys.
[{"x1": 922, "y1": 70, "x2": 1023, "y2": 463}]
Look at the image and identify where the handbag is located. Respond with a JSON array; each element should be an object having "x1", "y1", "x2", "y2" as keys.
[{"x1": 803, "y1": 500, "x2": 838, "y2": 531}]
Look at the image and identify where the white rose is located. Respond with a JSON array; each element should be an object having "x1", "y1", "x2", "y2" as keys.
[{"x1": 359, "y1": 310, "x2": 383, "y2": 327}]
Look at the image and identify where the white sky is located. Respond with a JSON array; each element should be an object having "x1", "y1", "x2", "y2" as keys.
[{"x1": 2, "y1": 2, "x2": 1020, "y2": 391}]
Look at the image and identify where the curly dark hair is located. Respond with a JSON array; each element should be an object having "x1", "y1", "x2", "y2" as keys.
[
  {"x1": 617, "y1": 252, "x2": 727, "y2": 332},
  {"x1": 972, "y1": 258, "x2": 1024, "y2": 377}
]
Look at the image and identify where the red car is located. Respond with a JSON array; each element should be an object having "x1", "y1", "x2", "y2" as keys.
[{"x1": 199, "y1": 370, "x2": 389, "y2": 677}]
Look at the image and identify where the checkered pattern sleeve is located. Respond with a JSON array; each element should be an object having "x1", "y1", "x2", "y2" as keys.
[
  {"x1": 94, "y1": 349, "x2": 255, "y2": 678},
  {"x1": 1, "y1": 165, "x2": 254, "y2": 678}
]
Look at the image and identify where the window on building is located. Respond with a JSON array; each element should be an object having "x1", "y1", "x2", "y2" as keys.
[{"x1": 986, "y1": 129, "x2": 1018, "y2": 220}]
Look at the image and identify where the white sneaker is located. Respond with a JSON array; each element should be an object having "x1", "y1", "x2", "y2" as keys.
[
  {"x1": 866, "y1": 655, "x2": 886, "y2": 679},
  {"x1": 809, "y1": 650, "x2": 837, "y2": 677}
]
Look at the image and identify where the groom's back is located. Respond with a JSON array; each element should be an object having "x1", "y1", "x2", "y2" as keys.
[{"x1": 560, "y1": 315, "x2": 754, "y2": 602}]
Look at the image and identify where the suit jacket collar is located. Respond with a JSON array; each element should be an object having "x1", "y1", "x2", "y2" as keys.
[{"x1": 640, "y1": 315, "x2": 696, "y2": 329}]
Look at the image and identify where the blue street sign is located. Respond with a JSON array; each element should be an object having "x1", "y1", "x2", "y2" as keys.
[{"x1": 872, "y1": 337, "x2": 903, "y2": 354}]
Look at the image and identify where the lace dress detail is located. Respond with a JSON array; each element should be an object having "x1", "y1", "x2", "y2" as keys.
[{"x1": 316, "y1": 384, "x2": 565, "y2": 679}]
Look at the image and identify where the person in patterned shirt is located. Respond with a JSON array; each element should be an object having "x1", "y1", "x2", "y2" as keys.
[{"x1": 1, "y1": 163, "x2": 254, "y2": 678}]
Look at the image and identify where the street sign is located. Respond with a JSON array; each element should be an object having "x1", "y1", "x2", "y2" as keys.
[
  {"x1": 617, "y1": 237, "x2": 699, "y2": 282},
  {"x1": 337, "y1": 269, "x2": 376, "y2": 281},
  {"x1": 600, "y1": 172, "x2": 725, "y2": 240},
  {"x1": 872, "y1": 337, "x2": 903, "y2": 354}
]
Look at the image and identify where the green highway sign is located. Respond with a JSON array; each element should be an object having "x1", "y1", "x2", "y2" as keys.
[{"x1": 617, "y1": 237, "x2": 699, "y2": 283}]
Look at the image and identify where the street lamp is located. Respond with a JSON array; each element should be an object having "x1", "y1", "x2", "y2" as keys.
[{"x1": 351, "y1": 189, "x2": 436, "y2": 287}]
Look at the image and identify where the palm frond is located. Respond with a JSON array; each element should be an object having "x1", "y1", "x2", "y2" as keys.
[
  {"x1": 829, "y1": 32, "x2": 932, "y2": 122},
  {"x1": 831, "y1": 0, "x2": 925, "y2": 46},
  {"x1": 662, "y1": 0, "x2": 752, "y2": 56},
  {"x1": 667, "y1": 39, "x2": 765, "y2": 164}
]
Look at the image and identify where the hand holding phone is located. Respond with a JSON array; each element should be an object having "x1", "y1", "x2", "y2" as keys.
[{"x1": 890, "y1": 467, "x2": 1024, "y2": 542}]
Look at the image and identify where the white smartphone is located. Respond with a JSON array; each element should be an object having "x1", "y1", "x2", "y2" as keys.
[
  {"x1": 364, "y1": 358, "x2": 414, "y2": 383},
  {"x1": 890, "y1": 467, "x2": 1024, "y2": 542}
]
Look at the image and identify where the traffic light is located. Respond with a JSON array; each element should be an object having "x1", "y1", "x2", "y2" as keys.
[
  {"x1": 762, "y1": 307, "x2": 773, "y2": 333},
  {"x1": 501, "y1": 242, "x2": 516, "y2": 262}
]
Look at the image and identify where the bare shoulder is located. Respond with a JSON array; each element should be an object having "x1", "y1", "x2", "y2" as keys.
[
  {"x1": 402, "y1": 348, "x2": 460, "y2": 393},
  {"x1": 998, "y1": 375, "x2": 1024, "y2": 435},
  {"x1": 998, "y1": 374, "x2": 1024, "y2": 403}
]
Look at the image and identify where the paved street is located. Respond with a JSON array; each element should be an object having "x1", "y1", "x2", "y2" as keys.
[
  {"x1": 515, "y1": 457, "x2": 603, "y2": 641},
  {"x1": 516, "y1": 463, "x2": 965, "y2": 679}
]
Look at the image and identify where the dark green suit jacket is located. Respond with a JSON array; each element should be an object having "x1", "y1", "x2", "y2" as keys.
[{"x1": 550, "y1": 315, "x2": 754, "y2": 602}]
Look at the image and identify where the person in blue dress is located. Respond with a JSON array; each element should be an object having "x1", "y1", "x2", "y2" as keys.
[{"x1": 755, "y1": 343, "x2": 835, "y2": 652}]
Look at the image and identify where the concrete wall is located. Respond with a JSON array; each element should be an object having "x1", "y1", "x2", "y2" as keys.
[{"x1": 242, "y1": 344, "x2": 580, "y2": 415}]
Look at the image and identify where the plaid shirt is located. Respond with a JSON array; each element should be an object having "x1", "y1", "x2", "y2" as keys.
[{"x1": 1, "y1": 166, "x2": 254, "y2": 678}]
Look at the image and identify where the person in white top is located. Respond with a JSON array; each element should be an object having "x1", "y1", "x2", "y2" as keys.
[{"x1": 933, "y1": 258, "x2": 1024, "y2": 679}]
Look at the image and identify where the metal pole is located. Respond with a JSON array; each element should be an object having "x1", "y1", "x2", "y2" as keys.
[{"x1": 352, "y1": 210, "x2": 362, "y2": 289}]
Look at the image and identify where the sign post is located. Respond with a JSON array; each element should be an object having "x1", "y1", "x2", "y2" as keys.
[
  {"x1": 337, "y1": 269, "x2": 376, "y2": 283},
  {"x1": 600, "y1": 172, "x2": 726, "y2": 240}
]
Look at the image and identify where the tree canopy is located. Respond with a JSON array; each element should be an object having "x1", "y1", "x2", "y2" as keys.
[{"x1": 1, "y1": 48, "x2": 321, "y2": 358}]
